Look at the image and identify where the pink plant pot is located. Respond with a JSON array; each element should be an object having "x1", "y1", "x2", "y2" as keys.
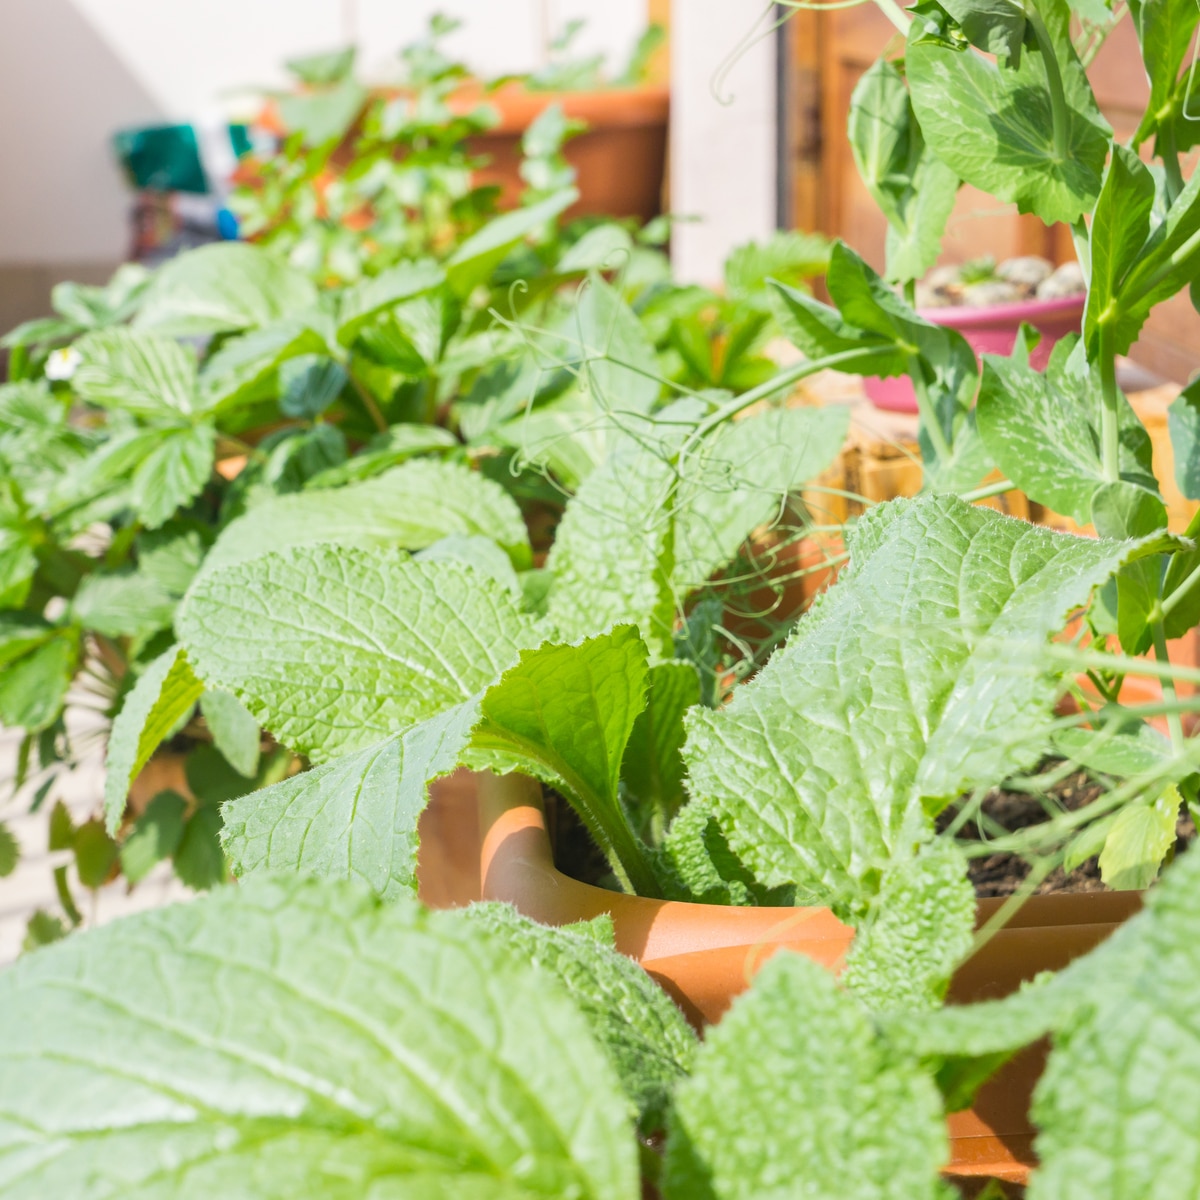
[{"x1": 863, "y1": 293, "x2": 1086, "y2": 414}]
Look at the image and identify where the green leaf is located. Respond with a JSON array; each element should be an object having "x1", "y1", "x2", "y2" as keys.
[
  {"x1": 221, "y1": 700, "x2": 480, "y2": 898},
  {"x1": 977, "y1": 338, "x2": 1156, "y2": 524},
  {"x1": 464, "y1": 903, "x2": 697, "y2": 1132},
  {"x1": 468, "y1": 627, "x2": 658, "y2": 896},
  {"x1": 276, "y1": 77, "x2": 367, "y2": 145},
  {"x1": 118, "y1": 790, "x2": 187, "y2": 884},
  {"x1": 73, "y1": 818, "x2": 118, "y2": 889},
  {"x1": 135, "y1": 243, "x2": 320, "y2": 338},
  {"x1": 304, "y1": 423, "x2": 459, "y2": 488},
  {"x1": 940, "y1": 0, "x2": 1028, "y2": 59},
  {"x1": 199, "y1": 318, "x2": 333, "y2": 414},
  {"x1": 70, "y1": 570, "x2": 175, "y2": 639},
  {"x1": 907, "y1": 0, "x2": 1110, "y2": 225},
  {"x1": 415, "y1": 535, "x2": 522, "y2": 597},
  {"x1": 1131, "y1": 0, "x2": 1200, "y2": 151},
  {"x1": 48, "y1": 799, "x2": 75, "y2": 851},
  {"x1": 277, "y1": 355, "x2": 347, "y2": 419},
  {"x1": 1053, "y1": 722, "x2": 1172, "y2": 777},
  {"x1": 1168, "y1": 378, "x2": 1200, "y2": 500},
  {"x1": 179, "y1": 548, "x2": 540, "y2": 760},
  {"x1": 0, "y1": 822, "x2": 19, "y2": 878},
  {"x1": 1085, "y1": 151, "x2": 1200, "y2": 357},
  {"x1": 622, "y1": 662, "x2": 701, "y2": 833},
  {"x1": 285, "y1": 45, "x2": 356, "y2": 85},
  {"x1": 848, "y1": 59, "x2": 959, "y2": 282},
  {"x1": 132, "y1": 424, "x2": 217, "y2": 530},
  {"x1": 136, "y1": 520, "x2": 210, "y2": 597},
  {"x1": 682, "y1": 494, "x2": 1159, "y2": 906},
  {"x1": 0, "y1": 515, "x2": 37, "y2": 609},
  {"x1": 199, "y1": 690, "x2": 261, "y2": 778},
  {"x1": 663, "y1": 952, "x2": 947, "y2": 1200},
  {"x1": 1028, "y1": 845, "x2": 1200, "y2": 1198},
  {"x1": 674, "y1": 405, "x2": 850, "y2": 590},
  {"x1": 21, "y1": 910, "x2": 67, "y2": 953},
  {"x1": 103, "y1": 645, "x2": 204, "y2": 834},
  {"x1": 841, "y1": 844, "x2": 976, "y2": 1012},
  {"x1": 446, "y1": 189, "x2": 577, "y2": 296},
  {"x1": 202, "y1": 459, "x2": 531, "y2": 574},
  {"x1": 336, "y1": 260, "x2": 446, "y2": 345},
  {"x1": 0, "y1": 633, "x2": 77, "y2": 732},
  {"x1": 546, "y1": 440, "x2": 677, "y2": 652},
  {"x1": 1097, "y1": 788, "x2": 1179, "y2": 890},
  {"x1": 0, "y1": 875, "x2": 639, "y2": 1199},
  {"x1": 722, "y1": 230, "x2": 831, "y2": 298},
  {"x1": 72, "y1": 328, "x2": 197, "y2": 418},
  {"x1": 172, "y1": 806, "x2": 226, "y2": 890}
]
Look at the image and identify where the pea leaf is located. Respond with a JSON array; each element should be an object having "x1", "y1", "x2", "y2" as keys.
[
  {"x1": 907, "y1": 0, "x2": 1110, "y2": 225},
  {"x1": 940, "y1": 0, "x2": 1027, "y2": 60},
  {"x1": 202, "y1": 460, "x2": 531, "y2": 574},
  {"x1": 1097, "y1": 788, "x2": 1180, "y2": 890},
  {"x1": 1169, "y1": 379, "x2": 1200, "y2": 499},
  {"x1": 663, "y1": 952, "x2": 947, "y2": 1200},
  {"x1": 977, "y1": 337, "x2": 1156, "y2": 524},
  {"x1": 848, "y1": 59, "x2": 960, "y2": 282},
  {"x1": 103, "y1": 645, "x2": 204, "y2": 834},
  {"x1": 1131, "y1": 0, "x2": 1200, "y2": 152},
  {"x1": 178, "y1": 548, "x2": 541, "y2": 760},
  {"x1": 0, "y1": 875, "x2": 639, "y2": 1199},
  {"x1": 135, "y1": 243, "x2": 320, "y2": 338},
  {"x1": 682, "y1": 494, "x2": 1166, "y2": 906}
]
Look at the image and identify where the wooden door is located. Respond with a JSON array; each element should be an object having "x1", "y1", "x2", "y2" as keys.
[{"x1": 783, "y1": 10, "x2": 1200, "y2": 383}]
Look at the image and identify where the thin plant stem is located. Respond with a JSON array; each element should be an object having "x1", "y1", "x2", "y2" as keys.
[
  {"x1": 348, "y1": 370, "x2": 389, "y2": 434},
  {"x1": 1152, "y1": 606, "x2": 1188, "y2": 755},
  {"x1": 1097, "y1": 322, "x2": 1121, "y2": 482},
  {"x1": 1026, "y1": 2, "x2": 1069, "y2": 160},
  {"x1": 907, "y1": 358, "x2": 954, "y2": 463},
  {"x1": 959, "y1": 477, "x2": 1016, "y2": 502},
  {"x1": 1162, "y1": 560, "x2": 1200, "y2": 620}
]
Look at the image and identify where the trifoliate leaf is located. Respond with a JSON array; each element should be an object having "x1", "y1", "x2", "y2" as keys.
[
  {"x1": 70, "y1": 570, "x2": 175, "y2": 639},
  {"x1": 221, "y1": 700, "x2": 481, "y2": 899},
  {"x1": 683, "y1": 495, "x2": 1158, "y2": 906},
  {"x1": 103, "y1": 645, "x2": 203, "y2": 834},
  {"x1": 134, "y1": 243, "x2": 319, "y2": 337},
  {"x1": 179, "y1": 548, "x2": 540, "y2": 760},
  {"x1": 0, "y1": 875, "x2": 639, "y2": 1199},
  {"x1": 131, "y1": 423, "x2": 217, "y2": 530},
  {"x1": 73, "y1": 328, "x2": 197, "y2": 418},
  {"x1": 202, "y1": 459, "x2": 531, "y2": 574},
  {"x1": 663, "y1": 952, "x2": 947, "y2": 1200},
  {"x1": 118, "y1": 790, "x2": 187, "y2": 884},
  {"x1": 463, "y1": 903, "x2": 697, "y2": 1132}
]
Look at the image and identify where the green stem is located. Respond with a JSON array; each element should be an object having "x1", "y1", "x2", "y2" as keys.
[
  {"x1": 1098, "y1": 322, "x2": 1121, "y2": 482},
  {"x1": 1152, "y1": 603, "x2": 1188, "y2": 755},
  {"x1": 1026, "y1": 2, "x2": 1069, "y2": 161},
  {"x1": 908, "y1": 356, "x2": 954, "y2": 465},
  {"x1": 959, "y1": 477, "x2": 1016, "y2": 502},
  {"x1": 348, "y1": 370, "x2": 389, "y2": 434},
  {"x1": 871, "y1": 0, "x2": 913, "y2": 35},
  {"x1": 1162, "y1": 561, "x2": 1200, "y2": 621},
  {"x1": 904, "y1": 278, "x2": 918, "y2": 308},
  {"x1": 1070, "y1": 218, "x2": 1091, "y2": 288}
]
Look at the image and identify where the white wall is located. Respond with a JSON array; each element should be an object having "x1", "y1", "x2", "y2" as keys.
[
  {"x1": 0, "y1": 0, "x2": 646, "y2": 267},
  {"x1": 670, "y1": 0, "x2": 777, "y2": 285}
]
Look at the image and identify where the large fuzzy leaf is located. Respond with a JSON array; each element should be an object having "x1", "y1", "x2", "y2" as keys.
[
  {"x1": 0, "y1": 875, "x2": 638, "y2": 1200},
  {"x1": 221, "y1": 701, "x2": 481, "y2": 898},
  {"x1": 104, "y1": 645, "x2": 204, "y2": 833},
  {"x1": 178, "y1": 548, "x2": 540, "y2": 760},
  {"x1": 682, "y1": 495, "x2": 1159, "y2": 906},
  {"x1": 202, "y1": 459, "x2": 530, "y2": 574},
  {"x1": 1029, "y1": 845, "x2": 1200, "y2": 1198},
  {"x1": 135, "y1": 243, "x2": 319, "y2": 338},
  {"x1": 662, "y1": 952, "x2": 947, "y2": 1200},
  {"x1": 463, "y1": 904, "x2": 697, "y2": 1132}
]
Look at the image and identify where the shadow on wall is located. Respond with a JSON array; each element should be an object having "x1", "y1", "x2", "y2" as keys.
[{"x1": 0, "y1": 0, "x2": 164, "y2": 333}]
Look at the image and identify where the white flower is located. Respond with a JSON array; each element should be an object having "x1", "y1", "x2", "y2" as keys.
[{"x1": 45, "y1": 346, "x2": 82, "y2": 382}]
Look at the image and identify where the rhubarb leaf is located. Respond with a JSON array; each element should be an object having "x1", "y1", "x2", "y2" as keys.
[
  {"x1": 221, "y1": 700, "x2": 482, "y2": 898},
  {"x1": 202, "y1": 460, "x2": 531, "y2": 574},
  {"x1": 663, "y1": 952, "x2": 947, "y2": 1200},
  {"x1": 178, "y1": 549, "x2": 540, "y2": 759},
  {"x1": 683, "y1": 495, "x2": 1157, "y2": 906},
  {"x1": 135, "y1": 243, "x2": 320, "y2": 337},
  {"x1": 104, "y1": 645, "x2": 203, "y2": 834},
  {"x1": 0, "y1": 875, "x2": 638, "y2": 1200},
  {"x1": 463, "y1": 903, "x2": 697, "y2": 1132}
]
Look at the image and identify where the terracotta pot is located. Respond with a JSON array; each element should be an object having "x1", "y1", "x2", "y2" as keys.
[
  {"x1": 864, "y1": 293, "x2": 1085, "y2": 414},
  {"x1": 254, "y1": 82, "x2": 668, "y2": 225},
  {"x1": 479, "y1": 773, "x2": 1140, "y2": 1184}
]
